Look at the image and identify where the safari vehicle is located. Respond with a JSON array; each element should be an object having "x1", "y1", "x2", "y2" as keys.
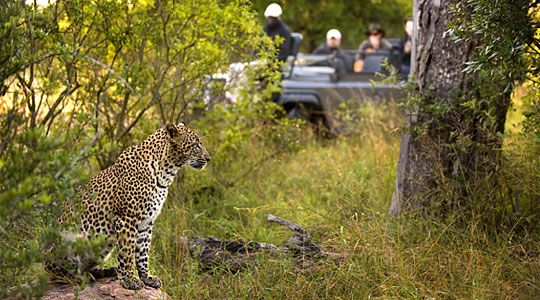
[{"x1": 279, "y1": 33, "x2": 405, "y2": 133}]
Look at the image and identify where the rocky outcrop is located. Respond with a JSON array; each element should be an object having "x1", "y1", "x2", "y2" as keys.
[{"x1": 39, "y1": 277, "x2": 170, "y2": 300}]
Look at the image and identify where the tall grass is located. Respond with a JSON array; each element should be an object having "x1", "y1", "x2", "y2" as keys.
[
  {"x1": 149, "y1": 101, "x2": 540, "y2": 299},
  {"x1": 12, "y1": 99, "x2": 536, "y2": 299}
]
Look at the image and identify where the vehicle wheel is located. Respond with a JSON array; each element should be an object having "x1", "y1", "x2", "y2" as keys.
[
  {"x1": 286, "y1": 104, "x2": 335, "y2": 139},
  {"x1": 285, "y1": 105, "x2": 308, "y2": 121},
  {"x1": 311, "y1": 114, "x2": 336, "y2": 139}
]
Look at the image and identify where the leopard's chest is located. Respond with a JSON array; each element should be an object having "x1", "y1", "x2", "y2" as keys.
[
  {"x1": 138, "y1": 160, "x2": 177, "y2": 228},
  {"x1": 140, "y1": 186, "x2": 168, "y2": 228}
]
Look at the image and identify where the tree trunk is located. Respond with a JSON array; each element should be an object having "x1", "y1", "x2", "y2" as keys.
[{"x1": 389, "y1": 0, "x2": 511, "y2": 216}]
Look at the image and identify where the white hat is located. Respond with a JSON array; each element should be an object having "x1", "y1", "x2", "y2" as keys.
[
  {"x1": 264, "y1": 3, "x2": 282, "y2": 17},
  {"x1": 326, "y1": 29, "x2": 342, "y2": 40}
]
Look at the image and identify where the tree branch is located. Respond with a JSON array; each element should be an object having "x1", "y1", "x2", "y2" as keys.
[
  {"x1": 82, "y1": 55, "x2": 133, "y2": 92},
  {"x1": 0, "y1": 109, "x2": 17, "y2": 158},
  {"x1": 266, "y1": 214, "x2": 312, "y2": 240}
]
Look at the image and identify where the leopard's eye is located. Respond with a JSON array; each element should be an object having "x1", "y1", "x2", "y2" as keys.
[{"x1": 191, "y1": 143, "x2": 200, "y2": 150}]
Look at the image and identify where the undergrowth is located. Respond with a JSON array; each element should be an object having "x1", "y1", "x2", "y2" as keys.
[
  {"x1": 149, "y1": 101, "x2": 540, "y2": 299},
  {"x1": 5, "y1": 100, "x2": 538, "y2": 299}
]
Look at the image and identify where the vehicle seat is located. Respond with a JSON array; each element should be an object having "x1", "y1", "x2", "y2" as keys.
[
  {"x1": 362, "y1": 53, "x2": 387, "y2": 73},
  {"x1": 289, "y1": 33, "x2": 303, "y2": 58},
  {"x1": 389, "y1": 45, "x2": 402, "y2": 70},
  {"x1": 284, "y1": 33, "x2": 303, "y2": 79}
]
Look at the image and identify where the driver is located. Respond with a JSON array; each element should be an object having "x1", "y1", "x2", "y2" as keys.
[{"x1": 312, "y1": 29, "x2": 353, "y2": 74}]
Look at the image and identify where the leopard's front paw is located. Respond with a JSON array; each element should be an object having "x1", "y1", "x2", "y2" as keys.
[
  {"x1": 120, "y1": 275, "x2": 144, "y2": 290},
  {"x1": 141, "y1": 274, "x2": 162, "y2": 289}
]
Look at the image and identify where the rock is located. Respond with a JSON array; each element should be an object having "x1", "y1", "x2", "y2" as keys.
[{"x1": 38, "y1": 277, "x2": 170, "y2": 300}]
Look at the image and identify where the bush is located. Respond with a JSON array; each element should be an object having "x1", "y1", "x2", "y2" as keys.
[{"x1": 0, "y1": 0, "x2": 288, "y2": 297}]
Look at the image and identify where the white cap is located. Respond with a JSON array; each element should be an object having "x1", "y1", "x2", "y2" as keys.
[
  {"x1": 326, "y1": 29, "x2": 342, "y2": 40},
  {"x1": 264, "y1": 3, "x2": 282, "y2": 17}
]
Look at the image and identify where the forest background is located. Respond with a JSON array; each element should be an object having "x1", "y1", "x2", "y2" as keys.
[{"x1": 1, "y1": 0, "x2": 539, "y2": 299}]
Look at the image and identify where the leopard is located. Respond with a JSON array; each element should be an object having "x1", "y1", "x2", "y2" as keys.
[{"x1": 43, "y1": 122, "x2": 210, "y2": 290}]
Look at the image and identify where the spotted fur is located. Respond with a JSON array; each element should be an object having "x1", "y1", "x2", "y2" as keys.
[{"x1": 44, "y1": 122, "x2": 210, "y2": 290}]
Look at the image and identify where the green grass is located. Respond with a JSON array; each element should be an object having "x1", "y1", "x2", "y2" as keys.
[
  {"x1": 148, "y1": 103, "x2": 540, "y2": 299},
  {"x1": 10, "y1": 101, "x2": 536, "y2": 299}
]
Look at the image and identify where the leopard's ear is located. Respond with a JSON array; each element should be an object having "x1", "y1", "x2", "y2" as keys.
[
  {"x1": 178, "y1": 122, "x2": 186, "y2": 127},
  {"x1": 165, "y1": 122, "x2": 184, "y2": 140}
]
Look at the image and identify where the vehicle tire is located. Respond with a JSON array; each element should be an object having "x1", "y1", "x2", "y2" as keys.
[
  {"x1": 311, "y1": 114, "x2": 336, "y2": 139},
  {"x1": 285, "y1": 105, "x2": 308, "y2": 121},
  {"x1": 286, "y1": 104, "x2": 335, "y2": 139}
]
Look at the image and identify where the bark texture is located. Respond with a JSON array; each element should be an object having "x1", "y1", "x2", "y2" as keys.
[{"x1": 390, "y1": 0, "x2": 511, "y2": 216}]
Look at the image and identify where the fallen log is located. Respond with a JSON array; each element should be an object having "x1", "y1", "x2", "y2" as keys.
[
  {"x1": 182, "y1": 214, "x2": 333, "y2": 271},
  {"x1": 265, "y1": 213, "x2": 328, "y2": 259}
]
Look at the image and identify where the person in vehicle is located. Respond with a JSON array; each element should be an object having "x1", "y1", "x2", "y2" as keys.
[
  {"x1": 262, "y1": 3, "x2": 292, "y2": 63},
  {"x1": 354, "y1": 23, "x2": 392, "y2": 72},
  {"x1": 260, "y1": 3, "x2": 292, "y2": 103},
  {"x1": 399, "y1": 17, "x2": 414, "y2": 77},
  {"x1": 312, "y1": 29, "x2": 353, "y2": 74}
]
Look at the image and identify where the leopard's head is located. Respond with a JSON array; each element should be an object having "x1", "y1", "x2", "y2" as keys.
[{"x1": 165, "y1": 122, "x2": 210, "y2": 169}]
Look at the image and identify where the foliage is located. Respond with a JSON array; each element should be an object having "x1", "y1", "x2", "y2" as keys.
[
  {"x1": 0, "y1": 1, "x2": 89, "y2": 296},
  {"x1": 0, "y1": 0, "x2": 284, "y2": 297},
  {"x1": 0, "y1": 1, "x2": 25, "y2": 96},
  {"x1": 451, "y1": 1, "x2": 535, "y2": 85},
  {"x1": 0, "y1": 113, "x2": 92, "y2": 298},
  {"x1": 521, "y1": 3, "x2": 540, "y2": 148},
  {"x1": 522, "y1": 86, "x2": 540, "y2": 144},
  {"x1": 448, "y1": 0, "x2": 540, "y2": 134},
  {"x1": 252, "y1": 0, "x2": 413, "y2": 51}
]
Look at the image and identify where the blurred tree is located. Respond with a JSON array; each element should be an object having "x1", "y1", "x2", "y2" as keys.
[
  {"x1": 52, "y1": 0, "x2": 276, "y2": 168},
  {"x1": 389, "y1": 0, "x2": 538, "y2": 216},
  {"x1": 252, "y1": 0, "x2": 413, "y2": 51},
  {"x1": 0, "y1": 1, "x2": 25, "y2": 97}
]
